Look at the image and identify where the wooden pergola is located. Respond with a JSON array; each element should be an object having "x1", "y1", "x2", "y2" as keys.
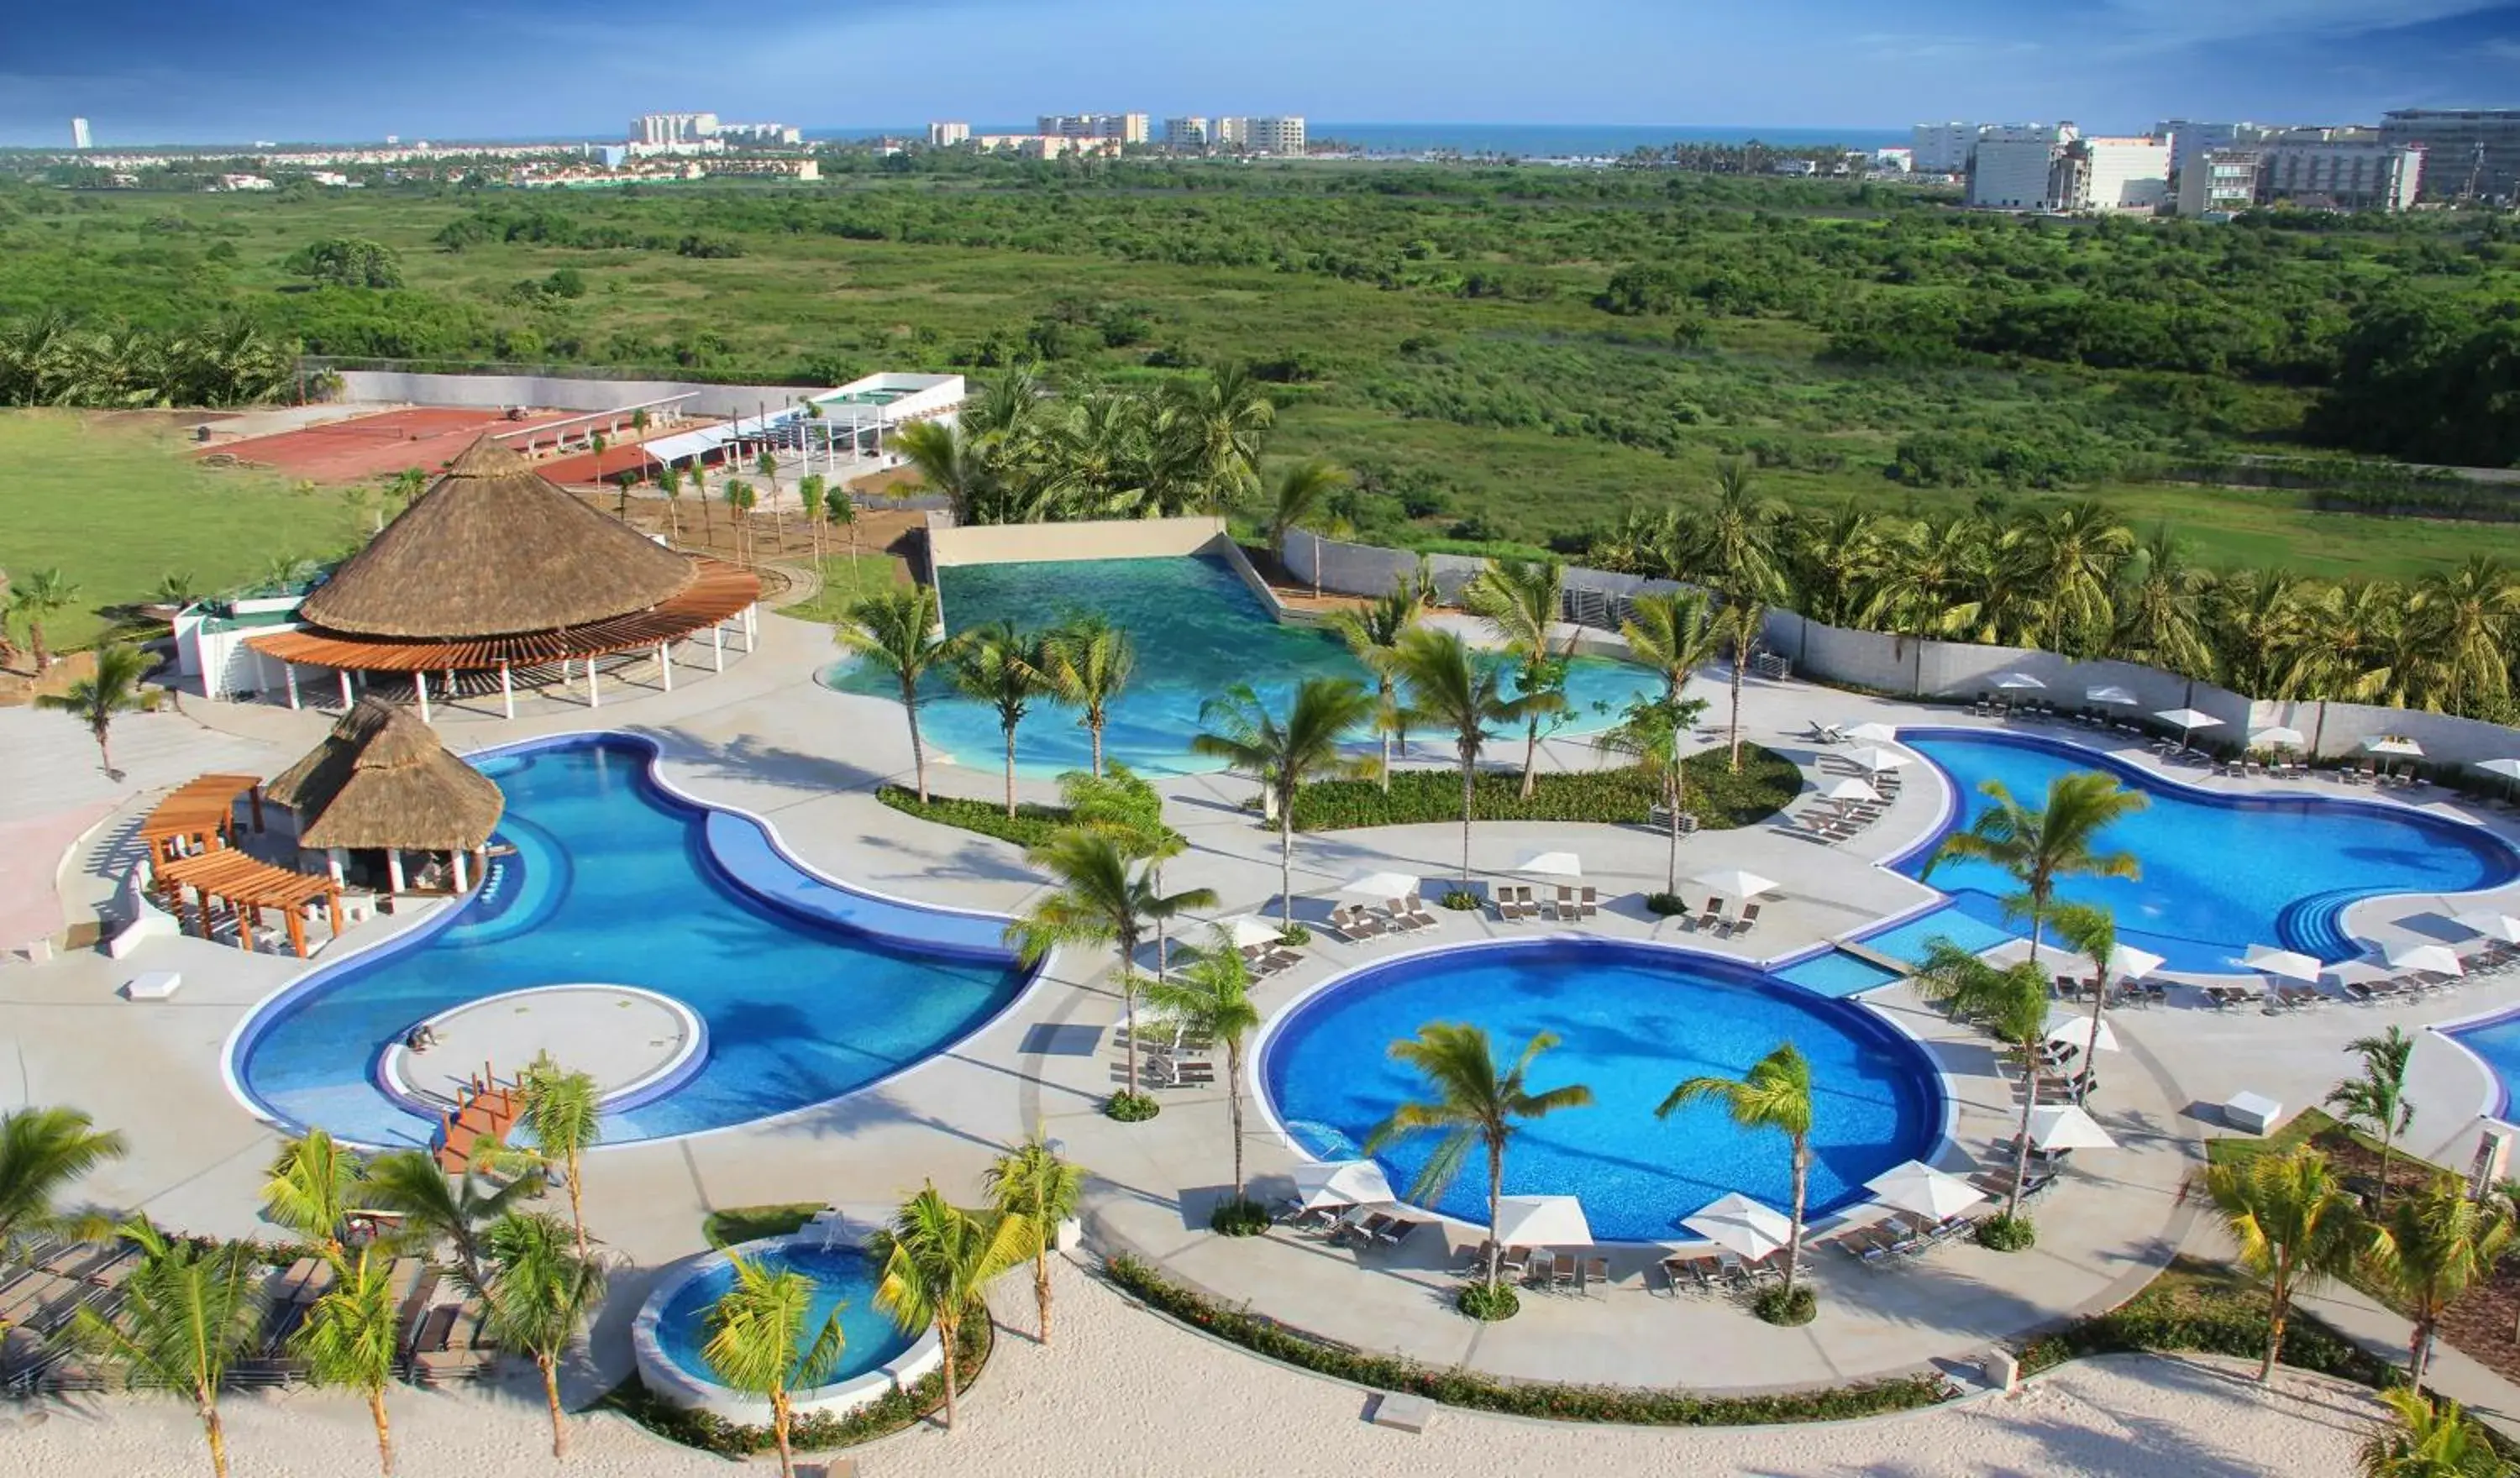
[
  {"x1": 137, "y1": 773, "x2": 265, "y2": 869},
  {"x1": 155, "y1": 849, "x2": 344, "y2": 959}
]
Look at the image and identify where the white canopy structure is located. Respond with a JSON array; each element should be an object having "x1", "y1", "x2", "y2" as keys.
[
  {"x1": 1338, "y1": 871, "x2": 1421, "y2": 900},
  {"x1": 2386, "y1": 941, "x2": 2465, "y2": 977},
  {"x1": 2156, "y1": 708, "x2": 2222, "y2": 745},
  {"x1": 2026, "y1": 1104, "x2": 2118, "y2": 1151},
  {"x1": 1819, "y1": 776, "x2": 1881, "y2": 805},
  {"x1": 1992, "y1": 672, "x2": 2045, "y2": 691},
  {"x1": 2043, "y1": 1009, "x2": 2120, "y2": 1054},
  {"x1": 2086, "y1": 684, "x2": 2137, "y2": 706},
  {"x1": 2107, "y1": 943, "x2": 2167, "y2": 981},
  {"x1": 1491, "y1": 1194, "x2": 1593, "y2": 1247},
  {"x1": 1865, "y1": 1161, "x2": 1989, "y2": 1221},
  {"x1": 2249, "y1": 726, "x2": 2307, "y2": 750},
  {"x1": 1842, "y1": 746, "x2": 1914, "y2": 774},
  {"x1": 1512, "y1": 851, "x2": 1583, "y2": 879},
  {"x1": 1290, "y1": 1160, "x2": 1395, "y2": 1212},
  {"x1": 1217, "y1": 915, "x2": 1282, "y2": 950},
  {"x1": 1843, "y1": 721, "x2": 1901, "y2": 744},
  {"x1": 1681, "y1": 1192, "x2": 1793, "y2": 1260},
  {"x1": 2455, "y1": 909, "x2": 2520, "y2": 943},
  {"x1": 2364, "y1": 736, "x2": 2426, "y2": 757},
  {"x1": 1690, "y1": 867, "x2": 1777, "y2": 901},
  {"x1": 2242, "y1": 945, "x2": 2322, "y2": 983}
]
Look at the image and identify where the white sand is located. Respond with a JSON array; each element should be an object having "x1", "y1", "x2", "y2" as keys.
[{"x1": 0, "y1": 1260, "x2": 2381, "y2": 1477}]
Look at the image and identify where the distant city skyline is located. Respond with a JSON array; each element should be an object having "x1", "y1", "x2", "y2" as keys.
[{"x1": 3, "y1": 0, "x2": 2514, "y2": 149}]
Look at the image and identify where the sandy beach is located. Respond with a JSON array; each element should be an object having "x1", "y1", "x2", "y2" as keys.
[{"x1": 0, "y1": 1258, "x2": 2383, "y2": 1477}]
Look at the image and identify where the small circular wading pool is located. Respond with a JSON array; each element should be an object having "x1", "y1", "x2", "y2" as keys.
[
  {"x1": 633, "y1": 1236, "x2": 939, "y2": 1423},
  {"x1": 1259, "y1": 939, "x2": 1946, "y2": 1242}
]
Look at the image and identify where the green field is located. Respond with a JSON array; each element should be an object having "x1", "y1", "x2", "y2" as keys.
[{"x1": 0, "y1": 411, "x2": 365, "y2": 648}]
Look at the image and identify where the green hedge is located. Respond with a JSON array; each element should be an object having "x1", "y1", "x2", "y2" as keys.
[
  {"x1": 2017, "y1": 1259, "x2": 2394, "y2": 1387},
  {"x1": 1104, "y1": 1253, "x2": 1945, "y2": 1424},
  {"x1": 602, "y1": 1314, "x2": 992, "y2": 1457},
  {"x1": 1289, "y1": 744, "x2": 1800, "y2": 833},
  {"x1": 876, "y1": 786, "x2": 1074, "y2": 850}
]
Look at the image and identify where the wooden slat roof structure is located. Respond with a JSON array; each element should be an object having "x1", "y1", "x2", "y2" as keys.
[
  {"x1": 156, "y1": 849, "x2": 335, "y2": 908},
  {"x1": 137, "y1": 774, "x2": 262, "y2": 846},
  {"x1": 244, "y1": 560, "x2": 759, "y2": 673},
  {"x1": 265, "y1": 697, "x2": 505, "y2": 852}
]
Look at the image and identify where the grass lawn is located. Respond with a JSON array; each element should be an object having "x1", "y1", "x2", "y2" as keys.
[
  {"x1": 0, "y1": 411, "x2": 365, "y2": 650},
  {"x1": 701, "y1": 1202, "x2": 825, "y2": 1249},
  {"x1": 781, "y1": 551, "x2": 912, "y2": 625}
]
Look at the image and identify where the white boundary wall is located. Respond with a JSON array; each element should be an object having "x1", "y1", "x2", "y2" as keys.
[
  {"x1": 1283, "y1": 532, "x2": 2520, "y2": 771},
  {"x1": 928, "y1": 515, "x2": 1229, "y2": 569},
  {"x1": 335, "y1": 370, "x2": 829, "y2": 421}
]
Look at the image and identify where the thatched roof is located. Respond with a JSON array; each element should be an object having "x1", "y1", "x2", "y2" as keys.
[
  {"x1": 268, "y1": 697, "x2": 505, "y2": 852},
  {"x1": 297, "y1": 437, "x2": 696, "y2": 640}
]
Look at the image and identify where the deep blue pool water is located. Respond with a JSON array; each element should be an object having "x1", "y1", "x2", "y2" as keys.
[
  {"x1": 1898, "y1": 729, "x2": 2520, "y2": 972},
  {"x1": 232, "y1": 739, "x2": 1029, "y2": 1147},
  {"x1": 657, "y1": 1245, "x2": 915, "y2": 1389},
  {"x1": 821, "y1": 555, "x2": 1662, "y2": 776},
  {"x1": 1261, "y1": 940, "x2": 1942, "y2": 1241}
]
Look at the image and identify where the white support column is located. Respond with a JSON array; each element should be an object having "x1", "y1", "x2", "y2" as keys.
[
  {"x1": 500, "y1": 662, "x2": 515, "y2": 721},
  {"x1": 743, "y1": 603, "x2": 757, "y2": 647},
  {"x1": 282, "y1": 663, "x2": 300, "y2": 710},
  {"x1": 451, "y1": 849, "x2": 470, "y2": 892},
  {"x1": 337, "y1": 668, "x2": 353, "y2": 709},
  {"x1": 711, "y1": 623, "x2": 724, "y2": 672},
  {"x1": 415, "y1": 670, "x2": 432, "y2": 725},
  {"x1": 658, "y1": 641, "x2": 674, "y2": 691},
  {"x1": 326, "y1": 848, "x2": 346, "y2": 885},
  {"x1": 386, "y1": 850, "x2": 407, "y2": 894},
  {"x1": 585, "y1": 658, "x2": 601, "y2": 710}
]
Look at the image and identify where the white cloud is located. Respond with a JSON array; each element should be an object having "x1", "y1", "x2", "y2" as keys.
[{"x1": 2098, "y1": 0, "x2": 2502, "y2": 47}]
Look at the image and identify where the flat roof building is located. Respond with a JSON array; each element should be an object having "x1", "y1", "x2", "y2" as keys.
[
  {"x1": 1968, "y1": 123, "x2": 2071, "y2": 209},
  {"x1": 2054, "y1": 135, "x2": 2171, "y2": 213},
  {"x1": 1164, "y1": 116, "x2": 1210, "y2": 149},
  {"x1": 1910, "y1": 122, "x2": 1980, "y2": 175},
  {"x1": 1242, "y1": 117, "x2": 1306, "y2": 155},
  {"x1": 927, "y1": 122, "x2": 970, "y2": 148},
  {"x1": 2381, "y1": 108, "x2": 2520, "y2": 202},
  {"x1": 1039, "y1": 113, "x2": 1148, "y2": 144},
  {"x1": 2260, "y1": 138, "x2": 2424, "y2": 212}
]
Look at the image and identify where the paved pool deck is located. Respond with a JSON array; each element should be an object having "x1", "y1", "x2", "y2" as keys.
[{"x1": 14, "y1": 600, "x2": 2520, "y2": 1419}]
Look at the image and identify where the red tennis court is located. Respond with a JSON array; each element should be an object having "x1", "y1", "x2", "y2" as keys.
[{"x1": 204, "y1": 407, "x2": 576, "y2": 483}]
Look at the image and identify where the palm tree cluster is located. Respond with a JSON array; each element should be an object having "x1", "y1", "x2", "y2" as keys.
[
  {"x1": 0, "y1": 312, "x2": 296, "y2": 408},
  {"x1": 1593, "y1": 473, "x2": 2520, "y2": 722},
  {"x1": 895, "y1": 364, "x2": 1278, "y2": 526}
]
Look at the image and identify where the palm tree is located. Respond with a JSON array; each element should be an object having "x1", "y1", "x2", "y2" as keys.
[
  {"x1": 2004, "y1": 501, "x2": 2134, "y2": 657},
  {"x1": 292, "y1": 1245, "x2": 405, "y2": 1475},
  {"x1": 869, "y1": 1182, "x2": 1032, "y2": 1432},
  {"x1": 1718, "y1": 598, "x2": 1767, "y2": 772},
  {"x1": 10, "y1": 568, "x2": 78, "y2": 671},
  {"x1": 588, "y1": 431, "x2": 610, "y2": 491},
  {"x1": 479, "y1": 1211, "x2": 607, "y2": 1459},
  {"x1": 1324, "y1": 580, "x2": 1421, "y2": 790},
  {"x1": 0, "y1": 1105, "x2": 126, "y2": 1255},
  {"x1": 756, "y1": 449, "x2": 785, "y2": 548},
  {"x1": 827, "y1": 485, "x2": 862, "y2": 596},
  {"x1": 2365, "y1": 1176, "x2": 2516, "y2": 1386},
  {"x1": 1144, "y1": 930, "x2": 1264, "y2": 1211},
  {"x1": 1599, "y1": 694, "x2": 1709, "y2": 896},
  {"x1": 1788, "y1": 500, "x2": 1890, "y2": 627},
  {"x1": 948, "y1": 621, "x2": 1048, "y2": 819},
  {"x1": 1658, "y1": 1043, "x2": 1816, "y2": 1300},
  {"x1": 362, "y1": 1143, "x2": 545, "y2": 1293},
  {"x1": 657, "y1": 466, "x2": 684, "y2": 542},
  {"x1": 2050, "y1": 901, "x2": 2117, "y2": 1103},
  {"x1": 1040, "y1": 614, "x2": 1134, "y2": 778},
  {"x1": 260, "y1": 1127, "x2": 362, "y2": 1257},
  {"x1": 1057, "y1": 764, "x2": 1185, "y2": 976},
  {"x1": 896, "y1": 418, "x2": 1006, "y2": 527},
  {"x1": 1913, "y1": 942, "x2": 2054, "y2": 1224},
  {"x1": 1620, "y1": 589, "x2": 1721, "y2": 706},
  {"x1": 837, "y1": 586, "x2": 951, "y2": 805},
  {"x1": 1683, "y1": 459, "x2": 1789, "y2": 602},
  {"x1": 1192, "y1": 678, "x2": 1375, "y2": 925},
  {"x1": 71, "y1": 1221, "x2": 264, "y2": 1478},
  {"x1": 2359, "y1": 1387, "x2": 2506, "y2": 1478},
  {"x1": 703, "y1": 1254, "x2": 844, "y2": 1478},
  {"x1": 387, "y1": 465, "x2": 428, "y2": 519},
  {"x1": 2111, "y1": 524, "x2": 2214, "y2": 684},
  {"x1": 1157, "y1": 364, "x2": 1274, "y2": 513},
  {"x1": 2202, "y1": 1146, "x2": 2363, "y2": 1383},
  {"x1": 1265, "y1": 457, "x2": 1350, "y2": 596},
  {"x1": 727, "y1": 480, "x2": 758, "y2": 563},
  {"x1": 1926, "y1": 771, "x2": 2145, "y2": 957},
  {"x1": 518, "y1": 1056, "x2": 602, "y2": 1260},
  {"x1": 2327, "y1": 1029, "x2": 2416, "y2": 1211},
  {"x1": 1389, "y1": 627, "x2": 1531, "y2": 889},
  {"x1": 1462, "y1": 558, "x2": 1573, "y2": 798},
  {"x1": 1006, "y1": 829, "x2": 1216, "y2": 1098},
  {"x1": 1367, "y1": 1024, "x2": 1592, "y2": 1296},
  {"x1": 2284, "y1": 580, "x2": 2394, "y2": 756},
  {"x1": 2412, "y1": 556, "x2": 2519, "y2": 715},
  {"x1": 982, "y1": 1135, "x2": 1084, "y2": 1347}
]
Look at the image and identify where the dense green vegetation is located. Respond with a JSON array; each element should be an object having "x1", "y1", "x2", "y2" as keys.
[
  {"x1": 3, "y1": 162, "x2": 2517, "y2": 579},
  {"x1": 1287, "y1": 745, "x2": 1800, "y2": 830}
]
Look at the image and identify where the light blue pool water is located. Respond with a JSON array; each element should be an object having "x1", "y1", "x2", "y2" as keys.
[
  {"x1": 1897, "y1": 728, "x2": 2520, "y2": 973},
  {"x1": 820, "y1": 555, "x2": 1662, "y2": 776},
  {"x1": 656, "y1": 1244, "x2": 915, "y2": 1390},
  {"x1": 1261, "y1": 940, "x2": 1942, "y2": 1241},
  {"x1": 1854, "y1": 905, "x2": 2019, "y2": 966},
  {"x1": 1772, "y1": 950, "x2": 1905, "y2": 998},
  {"x1": 2444, "y1": 1014, "x2": 2520, "y2": 1119},
  {"x1": 231, "y1": 737, "x2": 1030, "y2": 1147}
]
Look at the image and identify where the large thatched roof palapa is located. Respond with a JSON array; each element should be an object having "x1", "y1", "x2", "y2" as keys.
[
  {"x1": 268, "y1": 697, "x2": 505, "y2": 852},
  {"x1": 297, "y1": 437, "x2": 696, "y2": 639}
]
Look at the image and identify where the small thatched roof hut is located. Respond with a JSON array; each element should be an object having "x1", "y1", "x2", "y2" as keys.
[
  {"x1": 299, "y1": 437, "x2": 697, "y2": 639},
  {"x1": 268, "y1": 697, "x2": 505, "y2": 852}
]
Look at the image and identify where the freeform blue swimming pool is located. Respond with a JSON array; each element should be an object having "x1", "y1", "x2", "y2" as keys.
[
  {"x1": 821, "y1": 555, "x2": 1663, "y2": 776},
  {"x1": 654, "y1": 1244, "x2": 913, "y2": 1390},
  {"x1": 1896, "y1": 728, "x2": 2520, "y2": 973},
  {"x1": 228, "y1": 736, "x2": 1032, "y2": 1147},
  {"x1": 1260, "y1": 940, "x2": 1945, "y2": 1241}
]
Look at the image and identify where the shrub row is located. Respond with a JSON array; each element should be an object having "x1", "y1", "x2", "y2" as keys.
[
  {"x1": 602, "y1": 1314, "x2": 992, "y2": 1457},
  {"x1": 1288, "y1": 745, "x2": 1801, "y2": 834},
  {"x1": 875, "y1": 786, "x2": 1073, "y2": 850},
  {"x1": 2015, "y1": 1258, "x2": 2394, "y2": 1387},
  {"x1": 1103, "y1": 1253, "x2": 1945, "y2": 1424}
]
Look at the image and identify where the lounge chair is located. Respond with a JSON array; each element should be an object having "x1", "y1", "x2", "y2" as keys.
[
  {"x1": 1730, "y1": 902, "x2": 1761, "y2": 936},
  {"x1": 1581, "y1": 1255, "x2": 1611, "y2": 1295},
  {"x1": 1403, "y1": 895, "x2": 1439, "y2": 930},
  {"x1": 1693, "y1": 897, "x2": 1724, "y2": 931},
  {"x1": 1578, "y1": 885, "x2": 1599, "y2": 919},
  {"x1": 1554, "y1": 885, "x2": 1579, "y2": 921},
  {"x1": 1545, "y1": 1250, "x2": 1578, "y2": 1291}
]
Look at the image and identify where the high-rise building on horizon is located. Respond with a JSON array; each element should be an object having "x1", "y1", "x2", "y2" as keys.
[
  {"x1": 2050, "y1": 134, "x2": 2171, "y2": 213},
  {"x1": 71, "y1": 117, "x2": 91, "y2": 150},
  {"x1": 1242, "y1": 116, "x2": 1306, "y2": 155},
  {"x1": 1967, "y1": 123, "x2": 2071, "y2": 208},
  {"x1": 1164, "y1": 116, "x2": 1210, "y2": 149},
  {"x1": 2381, "y1": 108, "x2": 2520, "y2": 202},
  {"x1": 927, "y1": 121, "x2": 970, "y2": 148},
  {"x1": 2259, "y1": 138, "x2": 2425, "y2": 212},
  {"x1": 634, "y1": 112, "x2": 719, "y2": 146},
  {"x1": 1910, "y1": 122, "x2": 1980, "y2": 174},
  {"x1": 1038, "y1": 113, "x2": 1148, "y2": 144}
]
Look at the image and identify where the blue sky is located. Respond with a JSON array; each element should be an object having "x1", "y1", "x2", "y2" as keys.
[{"x1": 3, "y1": 0, "x2": 2514, "y2": 147}]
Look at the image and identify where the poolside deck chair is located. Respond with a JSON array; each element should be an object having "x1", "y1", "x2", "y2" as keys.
[
  {"x1": 1544, "y1": 1250, "x2": 1578, "y2": 1291},
  {"x1": 1403, "y1": 895, "x2": 1439, "y2": 930},
  {"x1": 1693, "y1": 897, "x2": 1724, "y2": 931},
  {"x1": 1553, "y1": 885, "x2": 1579, "y2": 921},
  {"x1": 1730, "y1": 902, "x2": 1762, "y2": 937},
  {"x1": 1580, "y1": 1256, "x2": 1612, "y2": 1296},
  {"x1": 1578, "y1": 885, "x2": 1599, "y2": 919}
]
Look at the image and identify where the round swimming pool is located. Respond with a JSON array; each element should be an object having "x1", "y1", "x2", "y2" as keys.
[
  {"x1": 634, "y1": 1239, "x2": 935, "y2": 1421},
  {"x1": 1259, "y1": 940, "x2": 1945, "y2": 1242}
]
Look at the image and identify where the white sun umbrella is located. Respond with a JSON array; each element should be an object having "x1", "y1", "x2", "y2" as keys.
[
  {"x1": 1680, "y1": 1192, "x2": 1793, "y2": 1260},
  {"x1": 1338, "y1": 870, "x2": 1420, "y2": 901},
  {"x1": 2474, "y1": 757, "x2": 2520, "y2": 802},
  {"x1": 2250, "y1": 725, "x2": 2307, "y2": 751},
  {"x1": 1865, "y1": 1161, "x2": 1990, "y2": 1221},
  {"x1": 1216, "y1": 915, "x2": 1282, "y2": 951},
  {"x1": 1842, "y1": 745, "x2": 1914, "y2": 775},
  {"x1": 1290, "y1": 1159, "x2": 1395, "y2": 1213},
  {"x1": 1819, "y1": 775, "x2": 1881, "y2": 806},
  {"x1": 1842, "y1": 721, "x2": 1902, "y2": 744},
  {"x1": 2364, "y1": 736, "x2": 2426, "y2": 757},
  {"x1": 2027, "y1": 1103, "x2": 2118, "y2": 1152},
  {"x1": 1492, "y1": 1193, "x2": 1593, "y2": 1248},
  {"x1": 1513, "y1": 850, "x2": 1583, "y2": 879},
  {"x1": 1690, "y1": 867, "x2": 1777, "y2": 901},
  {"x1": 2044, "y1": 1009, "x2": 2120, "y2": 1054},
  {"x1": 2155, "y1": 708, "x2": 2223, "y2": 747},
  {"x1": 1992, "y1": 672, "x2": 2045, "y2": 691},
  {"x1": 2086, "y1": 684, "x2": 2138, "y2": 706},
  {"x1": 2241, "y1": 944, "x2": 2322, "y2": 983},
  {"x1": 2108, "y1": 943, "x2": 2167, "y2": 982},
  {"x1": 2386, "y1": 941, "x2": 2465, "y2": 978},
  {"x1": 2454, "y1": 909, "x2": 2520, "y2": 944}
]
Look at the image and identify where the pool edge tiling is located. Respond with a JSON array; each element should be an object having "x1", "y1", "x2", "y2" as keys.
[{"x1": 223, "y1": 730, "x2": 1041, "y2": 1150}]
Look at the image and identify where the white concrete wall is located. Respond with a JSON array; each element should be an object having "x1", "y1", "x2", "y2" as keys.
[
  {"x1": 333, "y1": 370, "x2": 830, "y2": 420},
  {"x1": 928, "y1": 516, "x2": 1229, "y2": 569}
]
